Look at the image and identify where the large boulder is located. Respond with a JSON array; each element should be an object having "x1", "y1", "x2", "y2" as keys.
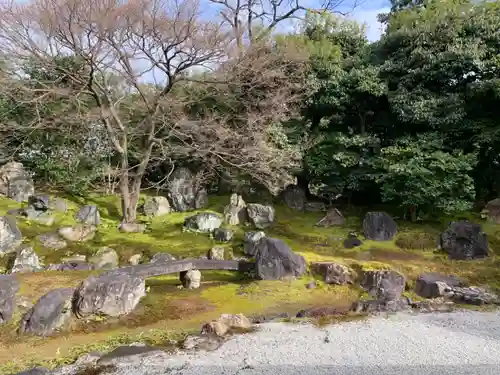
[
  {"x1": 58, "y1": 224, "x2": 96, "y2": 242},
  {"x1": 280, "y1": 185, "x2": 307, "y2": 210},
  {"x1": 166, "y1": 167, "x2": 207, "y2": 212},
  {"x1": 19, "y1": 288, "x2": 74, "y2": 336},
  {"x1": 362, "y1": 212, "x2": 397, "y2": 241},
  {"x1": 142, "y1": 196, "x2": 171, "y2": 217},
  {"x1": 311, "y1": 262, "x2": 355, "y2": 285},
  {"x1": 255, "y1": 237, "x2": 306, "y2": 280},
  {"x1": 361, "y1": 270, "x2": 406, "y2": 301},
  {"x1": 243, "y1": 231, "x2": 266, "y2": 256},
  {"x1": 0, "y1": 216, "x2": 22, "y2": 255},
  {"x1": 316, "y1": 208, "x2": 345, "y2": 227},
  {"x1": 440, "y1": 221, "x2": 488, "y2": 260},
  {"x1": 223, "y1": 193, "x2": 248, "y2": 225},
  {"x1": 246, "y1": 203, "x2": 275, "y2": 229},
  {"x1": 415, "y1": 272, "x2": 466, "y2": 299},
  {"x1": 0, "y1": 274, "x2": 19, "y2": 323},
  {"x1": 75, "y1": 205, "x2": 101, "y2": 226},
  {"x1": 183, "y1": 212, "x2": 222, "y2": 233},
  {"x1": 9, "y1": 246, "x2": 43, "y2": 273},
  {"x1": 0, "y1": 162, "x2": 34, "y2": 202},
  {"x1": 73, "y1": 272, "x2": 146, "y2": 317}
]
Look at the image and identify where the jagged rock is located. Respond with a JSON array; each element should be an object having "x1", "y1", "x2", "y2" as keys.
[
  {"x1": 415, "y1": 272, "x2": 466, "y2": 299},
  {"x1": 166, "y1": 167, "x2": 207, "y2": 212},
  {"x1": 37, "y1": 233, "x2": 67, "y2": 250},
  {"x1": 142, "y1": 196, "x2": 171, "y2": 217},
  {"x1": 440, "y1": 221, "x2": 488, "y2": 260},
  {"x1": 208, "y1": 246, "x2": 226, "y2": 260},
  {"x1": 246, "y1": 203, "x2": 275, "y2": 229},
  {"x1": 0, "y1": 274, "x2": 19, "y2": 323},
  {"x1": 180, "y1": 269, "x2": 201, "y2": 289},
  {"x1": 129, "y1": 254, "x2": 142, "y2": 265},
  {"x1": 343, "y1": 233, "x2": 362, "y2": 249},
  {"x1": 213, "y1": 228, "x2": 234, "y2": 242},
  {"x1": 19, "y1": 288, "x2": 74, "y2": 336},
  {"x1": 73, "y1": 272, "x2": 146, "y2": 317},
  {"x1": 0, "y1": 162, "x2": 34, "y2": 202},
  {"x1": 75, "y1": 205, "x2": 101, "y2": 225},
  {"x1": 363, "y1": 212, "x2": 397, "y2": 241},
  {"x1": 28, "y1": 195, "x2": 50, "y2": 211},
  {"x1": 89, "y1": 247, "x2": 119, "y2": 269},
  {"x1": 255, "y1": 237, "x2": 306, "y2": 280},
  {"x1": 9, "y1": 246, "x2": 43, "y2": 273},
  {"x1": 183, "y1": 212, "x2": 222, "y2": 233},
  {"x1": 361, "y1": 270, "x2": 406, "y2": 301},
  {"x1": 280, "y1": 184, "x2": 307, "y2": 210},
  {"x1": 448, "y1": 286, "x2": 500, "y2": 305},
  {"x1": 45, "y1": 262, "x2": 93, "y2": 271},
  {"x1": 223, "y1": 193, "x2": 248, "y2": 225},
  {"x1": 150, "y1": 252, "x2": 176, "y2": 263},
  {"x1": 59, "y1": 224, "x2": 96, "y2": 242},
  {"x1": 311, "y1": 262, "x2": 355, "y2": 285},
  {"x1": 118, "y1": 223, "x2": 146, "y2": 233},
  {"x1": 316, "y1": 208, "x2": 345, "y2": 227},
  {"x1": 0, "y1": 216, "x2": 22, "y2": 254},
  {"x1": 243, "y1": 231, "x2": 266, "y2": 256}
]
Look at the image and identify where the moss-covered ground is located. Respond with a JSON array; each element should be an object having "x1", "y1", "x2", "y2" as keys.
[{"x1": 1, "y1": 193, "x2": 499, "y2": 373}]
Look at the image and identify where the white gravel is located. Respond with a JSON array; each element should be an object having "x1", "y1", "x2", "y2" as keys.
[{"x1": 54, "y1": 311, "x2": 500, "y2": 375}]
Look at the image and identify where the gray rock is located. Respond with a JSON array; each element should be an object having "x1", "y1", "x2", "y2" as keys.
[
  {"x1": 415, "y1": 273, "x2": 466, "y2": 299},
  {"x1": 184, "y1": 212, "x2": 222, "y2": 233},
  {"x1": 255, "y1": 237, "x2": 306, "y2": 280},
  {"x1": 352, "y1": 297, "x2": 411, "y2": 314},
  {"x1": 0, "y1": 274, "x2": 19, "y2": 323},
  {"x1": 0, "y1": 162, "x2": 29, "y2": 195},
  {"x1": 343, "y1": 234, "x2": 362, "y2": 249},
  {"x1": 280, "y1": 185, "x2": 307, "y2": 210},
  {"x1": 10, "y1": 367, "x2": 50, "y2": 375},
  {"x1": 142, "y1": 196, "x2": 171, "y2": 217},
  {"x1": 0, "y1": 216, "x2": 22, "y2": 254},
  {"x1": 167, "y1": 167, "x2": 207, "y2": 212},
  {"x1": 58, "y1": 224, "x2": 96, "y2": 242},
  {"x1": 19, "y1": 207, "x2": 55, "y2": 226},
  {"x1": 7, "y1": 177, "x2": 35, "y2": 202},
  {"x1": 213, "y1": 228, "x2": 234, "y2": 243},
  {"x1": 37, "y1": 233, "x2": 67, "y2": 250},
  {"x1": 9, "y1": 246, "x2": 43, "y2": 273},
  {"x1": 363, "y1": 212, "x2": 398, "y2": 241},
  {"x1": 311, "y1": 262, "x2": 355, "y2": 285},
  {"x1": 118, "y1": 223, "x2": 146, "y2": 233},
  {"x1": 150, "y1": 252, "x2": 176, "y2": 263},
  {"x1": 247, "y1": 203, "x2": 275, "y2": 229},
  {"x1": 223, "y1": 193, "x2": 248, "y2": 225},
  {"x1": 48, "y1": 197, "x2": 68, "y2": 213},
  {"x1": 45, "y1": 262, "x2": 93, "y2": 271},
  {"x1": 180, "y1": 269, "x2": 201, "y2": 289},
  {"x1": 89, "y1": 247, "x2": 119, "y2": 269},
  {"x1": 316, "y1": 208, "x2": 345, "y2": 227},
  {"x1": 19, "y1": 288, "x2": 74, "y2": 336},
  {"x1": 181, "y1": 334, "x2": 225, "y2": 351},
  {"x1": 361, "y1": 270, "x2": 406, "y2": 301},
  {"x1": 448, "y1": 286, "x2": 500, "y2": 305},
  {"x1": 440, "y1": 221, "x2": 488, "y2": 260},
  {"x1": 73, "y1": 272, "x2": 146, "y2": 317},
  {"x1": 243, "y1": 231, "x2": 266, "y2": 256},
  {"x1": 28, "y1": 195, "x2": 50, "y2": 211},
  {"x1": 75, "y1": 205, "x2": 100, "y2": 225},
  {"x1": 208, "y1": 246, "x2": 225, "y2": 260}
]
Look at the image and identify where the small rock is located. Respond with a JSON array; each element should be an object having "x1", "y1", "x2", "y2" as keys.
[
  {"x1": 142, "y1": 196, "x2": 171, "y2": 217},
  {"x1": 89, "y1": 247, "x2": 119, "y2": 269},
  {"x1": 201, "y1": 313, "x2": 252, "y2": 336},
  {"x1": 0, "y1": 216, "x2": 22, "y2": 255},
  {"x1": 243, "y1": 231, "x2": 265, "y2": 256},
  {"x1": 59, "y1": 224, "x2": 96, "y2": 242},
  {"x1": 316, "y1": 208, "x2": 345, "y2": 227},
  {"x1": 223, "y1": 193, "x2": 248, "y2": 225},
  {"x1": 183, "y1": 213, "x2": 222, "y2": 233},
  {"x1": 0, "y1": 274, "x2": 19, "y2": 323},
  {"x1": 201, "y1": 320, "x2": 228, "y2": 336},
  {"x1": 128, "y1": 254, "x2": 142, "y2": 265},
  {"x1": 246, "y1": 203, "x2": 275, "y2": 229},
  {"x1": 363, "y1": 212, "x2": 398, "y2": 241},
  {"x1": 180, "y1": 269, "x2": 201, "y2": 289},
  {"x1": 181, "y1": 335, "x2": 225, "y2": 351},
  {"x1": 208, "y1": 246, "x2": 226, "y2": 260},
  {"x1": 213, "y1": 228, "x2": 234, "y2": 242},
  {"x1": 343, "y1": 233, "x2": 362, "y2": 249},
  {"x1": 73, "y1": 271, "x2": 146, "y2": 317},
  {"x1": 75, "y1": 205, "x2": 100, "y2": 225},
  {"x1": 311, "y1": 262, "x2": 355, "y2": 285},
  {"x1": 19, "y1": 288, "x2": 74, "y2": 336},
  {"x1": 37, "y1": 233, "x2": 67, "y2": 250},
  {"x1": 415, "y1": 272, "x2": 466, "y2": 299},
  {"x1": 9, "y1": 246, "x2": 43, "y2": 273},
  {"x1": 118, "y1": 223, "x2": 146, "y2": 233},
  {"x1": 306, "y1": 280, "x2": 317, "y2": 289},
  {"x1": 150, "y1": 252, "x2": 176, "y2": 263}
]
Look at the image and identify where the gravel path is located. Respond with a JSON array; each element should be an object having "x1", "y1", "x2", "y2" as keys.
[{"x1": 55, "y1": 311, "x2": 500, "y2": 375}]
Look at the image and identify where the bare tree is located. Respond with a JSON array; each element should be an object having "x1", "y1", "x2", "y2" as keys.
[
  {"x1": 209, "y1": 0, "x2": 362, "y2": 48},
  {"x1": 0, "y1": 0, "x2": 310, "y2": 222}
]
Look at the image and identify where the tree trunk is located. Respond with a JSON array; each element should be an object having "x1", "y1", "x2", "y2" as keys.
[
  {"x1": 408, "y1": 205, "x2": 417, "y2": 222},
  {"x1": 296, "y1": 172, "x2": 312, "y2": 199}
]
